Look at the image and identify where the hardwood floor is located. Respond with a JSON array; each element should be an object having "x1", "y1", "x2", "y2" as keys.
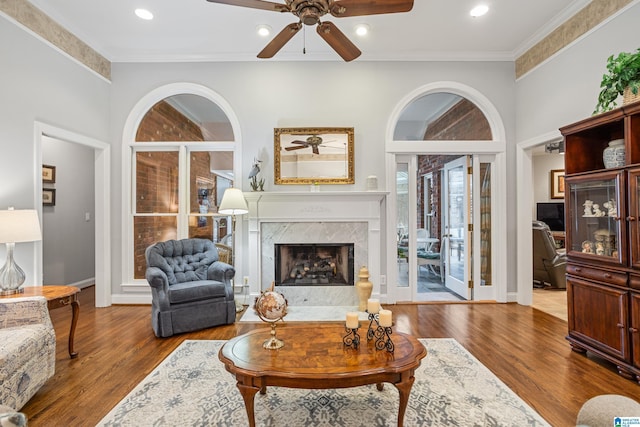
[
  {"x1": 533, "y1": 288, "x2": 568, "y2": 321},
  {"x1": 22, "y1": 286, "x2": 639, "y2": 427}
]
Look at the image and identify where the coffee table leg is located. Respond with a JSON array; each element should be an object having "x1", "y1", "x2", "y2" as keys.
[
  {"x1": 69, "y1": 299, "x2": 79, "y2": 358},
  {"x1": 394, "y1": 374, "x2": 415, "y2": 427},
  {"x1": 236, "y1": 382, "x2": 260, "y2": 427}
]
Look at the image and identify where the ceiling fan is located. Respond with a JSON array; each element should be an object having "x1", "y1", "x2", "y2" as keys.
[
  {"x1": 205, "y1": 0, "x2": 414, "y2": 61},
  {"x1": 284, "y1": 135, "x2": 339, "y2": 154}
]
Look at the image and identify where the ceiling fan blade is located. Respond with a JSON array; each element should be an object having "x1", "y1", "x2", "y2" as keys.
[
  {"x1": 312, "y1": 145, "x2": 320, "y2": 155},
  {"x1": 316, "y1": 22, "x2": 361, "y2": 62},
  {"x1": 330, "y1": 0, "x2": 413, "y2": 17},
  {"x1": 205, "y1": 0, "x2": 289, "y2": 13},
  {"x1": 291, "y1": 140, "x2": 308, "y2": 145},
  {"x1": 258, "y1": 23, "x2": 302, "y2": 58},
  {"x1": 285, "y1": 145, "x2": 308, "y2": 151}
]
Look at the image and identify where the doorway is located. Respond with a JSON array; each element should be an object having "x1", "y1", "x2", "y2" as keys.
[
  {"x1": 35, "y1": 122, "x2": 111, "y2": 307},
  {"x1": 395, "y1": 154, "x2": 494, "y2": 302},
  {"x1": 386, "y1": 82, "x2": 507, "y2": 304}
]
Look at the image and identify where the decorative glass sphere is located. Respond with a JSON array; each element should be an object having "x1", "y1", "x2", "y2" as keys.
[{"x1": 255, "y1": 290, "x2": 288, "y2": 322}]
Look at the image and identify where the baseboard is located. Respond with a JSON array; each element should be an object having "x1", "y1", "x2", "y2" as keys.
[
  {"x1": 59, "y1": 278, "x2": 95, "y2": 289},
  {"x1": 111, "y1": 293, "x2": 152, "y2": 305}
]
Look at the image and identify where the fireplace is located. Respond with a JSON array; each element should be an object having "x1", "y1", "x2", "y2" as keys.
[
  {"x1": 245, "y1": 191, "x2": 385, "y2": 306},
  {"x1": 275, "y1": 243, "x2": 355, "y2": 286}
]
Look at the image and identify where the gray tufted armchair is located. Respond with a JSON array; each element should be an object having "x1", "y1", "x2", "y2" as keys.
[{"x1": 145, "y1": 238, "x2": 236, "y2": 337}]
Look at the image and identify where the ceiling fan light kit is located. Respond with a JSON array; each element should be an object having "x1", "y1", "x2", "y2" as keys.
[{"x1": 206, "y1": 0, "x2": 414, "y2": 61}]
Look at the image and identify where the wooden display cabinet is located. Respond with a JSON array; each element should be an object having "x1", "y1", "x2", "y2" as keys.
[{"x1": 560, "y1": 100, "x2": 640, "y2": 383}]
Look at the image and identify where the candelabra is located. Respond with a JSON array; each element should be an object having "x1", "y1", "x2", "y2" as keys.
[
  {"x1": 374, "y1": 325, "x2": 395, "y2": 353},
  {"x1": 343, "y1": 325, "x2": 361, "y2": 349},
  {"x1": 366, "y1": 311, "x2": 379, "y2": 341}
]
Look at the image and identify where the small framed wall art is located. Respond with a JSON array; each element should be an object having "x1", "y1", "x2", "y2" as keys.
[
  {"x1": 43, "y1": 188, "x2": 56, "y2": 206},
  {"x1": 42, "y1": 164, "x2": 56, "y2": 183},
  {"x1": 550, "y1": 169, "x2": 565, "y2": 199}
]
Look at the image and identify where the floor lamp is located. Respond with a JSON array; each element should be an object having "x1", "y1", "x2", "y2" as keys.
[
  {"x1": 218, "y1": 188, "x2": 248, "y2": 312},
  {"x1": 0, "y1": 207, "x2": 42, "y2": 295}
]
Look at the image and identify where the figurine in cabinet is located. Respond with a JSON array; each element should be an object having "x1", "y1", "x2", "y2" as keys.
[
  {"x1": 595, "y1": 241, "x2": 605, "y2": 256},
  {"x1": 581, "y1": 240, "x2": 595, "y2": 254},
  {"x1": 583, "y1": 200, "x2": 594, "y2": 216},
  {"x1": 592, "y1": 203, "x2": 605, "y2": 217},
  {"x1": 603, "y1": 199, "x2": 617, "y2": 217}
]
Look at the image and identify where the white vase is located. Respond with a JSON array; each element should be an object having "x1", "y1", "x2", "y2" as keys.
[{"x1": 603, "y1": 139, "x2": 625, "y2": 168}]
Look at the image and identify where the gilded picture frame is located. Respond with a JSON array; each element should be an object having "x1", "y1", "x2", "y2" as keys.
[
  {"x1": 550, "y1": 169, "x2": 565, "y2": 199},
  {"x1": 274, "y1": 127, "x2": 354, "y2": 185}
]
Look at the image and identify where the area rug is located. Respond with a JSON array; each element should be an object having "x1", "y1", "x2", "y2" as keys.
[{"x1": 97, "y1": 338, "x2": 550, "y2": 427}]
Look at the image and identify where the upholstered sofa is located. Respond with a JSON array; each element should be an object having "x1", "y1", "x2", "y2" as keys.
[
  {"x1": 145, "y1": 238, "x2": 236, "y2": 337},
  {"x1": 0, "y1": 296, "x2": 56, "y2": 410}
]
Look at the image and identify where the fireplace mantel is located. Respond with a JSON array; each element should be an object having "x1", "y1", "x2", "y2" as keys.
[{"x1": 245, "y1": 191, "x2": 387, "y2": 305}]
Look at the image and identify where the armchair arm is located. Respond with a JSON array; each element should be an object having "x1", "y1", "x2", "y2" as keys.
[
  {"x1": 146, "y1": 266, "x2": 171, "y2": 310},
  {"x1": 0, "y1": 297, "x2": 52, "y2": 329},
  {"x1": 208, "y1": 262, "x2": 236, "y2": 299},
  {"x1": 208, "y1": 261, "x2": 235, "y2": 283},
  {"x1": 146, "y1": 266, "x2": 169, "y2": 289}
]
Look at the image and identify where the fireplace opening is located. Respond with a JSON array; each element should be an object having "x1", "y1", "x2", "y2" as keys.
[{"x1": 275, "y1": 243, "x2": 355, "y2": 286}]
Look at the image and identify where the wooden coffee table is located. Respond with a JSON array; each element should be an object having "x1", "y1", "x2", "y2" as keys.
[
  {"x1": 219, "y1": 324, "x2": 427, "y2": 427},
  {"x1": 1, "y1": 285, "x2": 80, "y2": 358}
]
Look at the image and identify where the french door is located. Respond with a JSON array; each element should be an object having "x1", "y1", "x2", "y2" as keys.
[
  {"x1": 393, "y1": 154, "x2": 495, "y2": 302},
  {"x1": 443, "y1": 156, "x2": 472, "y2": 299}
]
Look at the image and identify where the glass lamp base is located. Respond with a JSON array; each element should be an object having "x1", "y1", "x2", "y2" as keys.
[{"x1": 0, "y1": 243, "x2": 26, "y2": 295}]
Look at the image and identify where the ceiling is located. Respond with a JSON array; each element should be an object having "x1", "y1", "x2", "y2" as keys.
[{"x1": 26, "y1": 0, "x2": 590, "y2": 63}]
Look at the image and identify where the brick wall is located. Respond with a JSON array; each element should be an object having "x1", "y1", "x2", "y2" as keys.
[
  {"x1": 135, "y1": 100, "x2": 204, "y2": 142},
  {"x1": 422, "y1": 99, "x2": 491, "y2": 141}
]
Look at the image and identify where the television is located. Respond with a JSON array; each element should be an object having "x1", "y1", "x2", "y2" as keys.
[{"x1": 536, "y1": 202, "x2": 565, "y2": 232}]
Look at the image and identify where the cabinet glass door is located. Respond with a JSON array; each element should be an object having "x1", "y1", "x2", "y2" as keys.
[
  {"x1": 566, "y1": 171, "x2": 625, "y2": 265},
  {"x1": 629, "y1": 168, "x2": 640, "y2": 269}
]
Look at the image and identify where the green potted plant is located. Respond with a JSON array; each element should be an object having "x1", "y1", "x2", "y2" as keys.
[{"x1": 594, "y1": 48, "x2": 640, "y2": 114}]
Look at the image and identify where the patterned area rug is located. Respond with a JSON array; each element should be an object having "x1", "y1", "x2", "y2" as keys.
[{"x1": 98, "y1": 338, "x2": 550, "y2": 427}]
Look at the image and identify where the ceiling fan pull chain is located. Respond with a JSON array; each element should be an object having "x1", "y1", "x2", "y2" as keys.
[{"x1": 303, "y1": 25, "x2": 306, "y2": 55}]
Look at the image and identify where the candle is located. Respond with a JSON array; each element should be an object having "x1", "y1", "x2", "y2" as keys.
[
  {"x1": 367, "y1": 298, "x2": 380, "y2": 314},
  {"x1": 346, "y1": 312, "x2": 359, "y2": 329},
  {"x1": 379, "y1": 309, "x2": 392, "y2": 327}
]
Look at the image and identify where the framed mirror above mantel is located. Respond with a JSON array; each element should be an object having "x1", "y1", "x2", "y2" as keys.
[{"x1": 274, "y1": 127, "x2": 355, "y2": 185}]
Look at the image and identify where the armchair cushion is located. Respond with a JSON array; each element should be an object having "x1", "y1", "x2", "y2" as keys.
[{"x1": 167, "y1": 280, "x2": 228, "y2": 304}]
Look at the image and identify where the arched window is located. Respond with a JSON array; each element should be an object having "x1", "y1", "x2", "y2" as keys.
[
  {"x1": 393, "y1": 92, "x2": 492, "y2": 141},
  {"x1": 130, "y1": 93, "x2": 238, "y2": 280}
]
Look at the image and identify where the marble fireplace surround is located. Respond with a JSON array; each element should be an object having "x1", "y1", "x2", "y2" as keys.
[{"x1": 245, "y1": 191, "x2": 386, "y2": 306}]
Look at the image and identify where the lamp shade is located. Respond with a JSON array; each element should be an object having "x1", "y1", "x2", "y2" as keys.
[
  {"x1": 0, "y1": 209, "x2": 42, "y2": 243},
  {"x1": 218, "y1": 188, "x2": 248, "y2": 215}
]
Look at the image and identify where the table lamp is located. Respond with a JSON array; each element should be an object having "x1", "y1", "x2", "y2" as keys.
[
  {"x1": 218, "y1": 188, "x2": 248, "y2": 312},
  {"x1": 0, "y1": 207, "x2": 42, "y2": 295}
]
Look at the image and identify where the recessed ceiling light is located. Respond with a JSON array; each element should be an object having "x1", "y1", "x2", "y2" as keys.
[
  {"x1": 355, "y1": 23, "x2": 370, "y2": 36},
  {"x1": 135, "y1": 8, "x2": 154, "y2": 20},
  {"x1": 256, "y1": 25, "x2": 271, "y2": 37},
  {"x1": 470, "y1": 5, "x2": 489, "y2": 17}
]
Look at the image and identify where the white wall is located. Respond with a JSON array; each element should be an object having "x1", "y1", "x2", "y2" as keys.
[
  {"x1": 516, "y1": 3, "x2": 640, "y2": 142},
  {"x1": 110, "y1": 60, "x2": 516, "y2": 297},
  {"x1": 42, "y1": 136, "x2": 95, "y2": 286},
  {"x1": 532, "y1": 153, "x2": 564, "y2": 215},
  {"x1": 0, "y1": 15, "x2": 110, "y2": 285}
]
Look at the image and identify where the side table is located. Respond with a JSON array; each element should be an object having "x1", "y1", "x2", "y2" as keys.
[{"x1": 1, "y1": 285, "x2": 80, "y2": 358}]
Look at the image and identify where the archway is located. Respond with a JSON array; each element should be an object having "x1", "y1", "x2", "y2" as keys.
[{"x1": 385, "y1": 81, "x2": 507, "y2": 303}]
